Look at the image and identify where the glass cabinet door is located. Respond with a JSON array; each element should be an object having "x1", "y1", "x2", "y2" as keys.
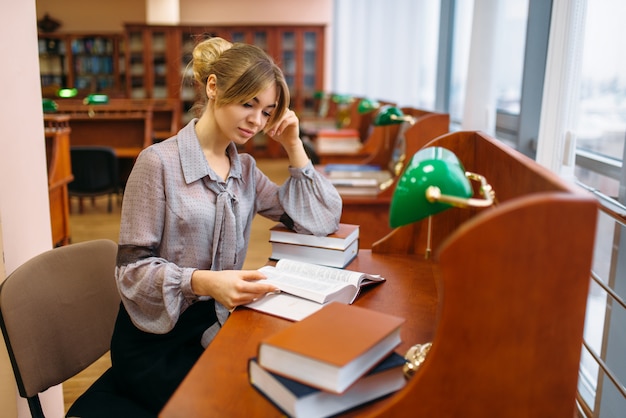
[
  {"x1": 71, "y1": 36, "x2": 116, "y2": 94},
  {"x1": 277, "y1": 27, "x2": 323, "y2": 115},
  {"x1": 38, "y1": 35, "x2": 68, "y2": 97},
  {"x1": 302, "y1": 30, "x2": 319, "y2": 113},
  {"x1": 127, "y1": 29, "x2": 146, "y2": 98},
  {"x1": 280, "y1": 30, "x2": 297, "y2": 98},
  {"x1": 253, "y1": 30, "x2": 268, "y2": 52},
  {"x1": 180, "y1": 30, "x2": 198, "y2": 124},
  {"x1": 151, "y1": 30, "x2": 168, "y2": 99}
]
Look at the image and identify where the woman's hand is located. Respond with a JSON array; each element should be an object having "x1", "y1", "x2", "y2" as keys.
[
  {"x1": 190, "y1": 269, "x2": 278, "y2": 311},
  {"x1": 266, "y1": 109, "x2": 300, "y2": 147},
  {"x1": 265, "y1": 109, "x2": 310, "y2": 167}
]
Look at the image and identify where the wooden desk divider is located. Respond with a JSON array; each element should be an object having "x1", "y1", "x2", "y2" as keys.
[
  {"x1": 53, "y1": 98, "x2": 181, "y2": 159},
  {"x1": 51, "y1": 98, "x2": 181, "y2": 187},
  {"x1": 400, "y1": 107, "x2": 451, "y2": 169},
  {"x1": 369, "y1": 130, "x2": 598, "y2": 417},
  {"x1": 317, "y1": 122, "x2": 402, "y2": 167},
  {"x1": 335, "y1": 108, "x2": 450, "y2": 248},
  {"x1": 44, "y1": 115, "x2": 73, "y2": 247}
]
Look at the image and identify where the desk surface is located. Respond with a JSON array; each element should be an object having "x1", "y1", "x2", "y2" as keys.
[{"x1": 159, "y1": 250, "x2": 438, "y2": 417}]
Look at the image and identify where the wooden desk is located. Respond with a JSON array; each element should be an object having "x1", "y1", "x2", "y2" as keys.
[
  {"x1": 318, "y1": 110, "x2": 450, "y2": 247},
  {"x1": 44, "y1": 115, "x2": 73, "y2": 247},
  {"x1": 160, "y1": 251, "x2": 439, "y2": 418},
  {"x1": 52, "y1": 98, "x2": 181, "y2": 157},
  {"x1": 161, "y1": 130, "x2": 598, "y2": 417},
  {"x1": 66, "y1": 112, "x2": 152, "y2": 159},
  {"x1": 338, "y1": 185, "x2": 395, "y2": 248}
]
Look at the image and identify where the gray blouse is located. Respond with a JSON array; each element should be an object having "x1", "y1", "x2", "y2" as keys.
[{"x1": 115, "y1": 119, "x2": 342, "y2": 346}]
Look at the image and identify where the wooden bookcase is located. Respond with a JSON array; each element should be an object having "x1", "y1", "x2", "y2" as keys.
[
  {"x1": 38, "y1": 24, "x2": 325, "y2": 157},
  {"x1": 124, "y1": 23, "x2": 325, "y2": 125},
  {"x1": 38, "y1": 32, "x2": 126, "y2": 98}
]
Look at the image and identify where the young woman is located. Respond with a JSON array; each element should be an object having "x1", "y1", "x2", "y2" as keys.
[{"x1": 110, "y1": 37, "x2": 342, "y2": 414}]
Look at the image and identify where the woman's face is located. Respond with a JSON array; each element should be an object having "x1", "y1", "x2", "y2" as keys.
[{"x1": 214, "y1": 83, "x2": 278, "y2": 145}]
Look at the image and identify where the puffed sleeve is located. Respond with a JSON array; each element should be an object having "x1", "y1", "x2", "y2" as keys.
[
  {"x1": 255, "y1": 160, "x2": 342, "y2": 236},
  {"x1": 115, "y1": 147, "x2": 199, "y2": 334}
]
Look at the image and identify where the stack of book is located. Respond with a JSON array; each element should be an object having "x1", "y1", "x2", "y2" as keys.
[
  {"x1": 249, "y1": 302, "x2": 407, "y2": 418},
  {"x1": 324, "y1": 164, "x2": 394, "y2": 196},
  {"x1": 269, "y1": 223, "x2": 360, "y2": 269},
  {"x1": 314, "y1": 128, "x2": 363, "y2": 154}
]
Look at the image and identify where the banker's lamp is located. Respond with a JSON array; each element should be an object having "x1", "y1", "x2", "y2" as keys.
[
  {"x1": 42, "y1": 98, "x2": 58, "y2": 113},
  {"x1": 332, "y1": 94, "x2": 354, "y2": 128},
  {"x1": 57, "y1": 88, "x2": 78, "y2": 98},
  {"x1": 373, "y1": 105, "x2": 415, "y2": 126},
  {"x1": 83, "y1": 94, "x2": 109, "y2": 117},
  {"x1": 372, "y1": 105, "x2": 417, "y2": 175},
  {"x1": 83, "y1": 94, "x2": 109, "y2": 105},
  {"x1": 357, "y1": 98, "x2": 380, "y2": 114},
  {"x1": 391, "y1": 146, "x2": 496, "y2": 378},
  {"x1": 390, "y1": 146, "x2": 495, "y2": 252}
]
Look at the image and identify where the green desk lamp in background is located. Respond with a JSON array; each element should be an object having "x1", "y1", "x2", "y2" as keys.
[
  {"x1": 83, "y1": 94, "x2": 109, "y2": 105},
  {"x1": 389, "y1": 146, "x2": 496, "y2": 378},
  {"x1": 372, "y1": 105, "x2": 418, "y2": 176},
  {"x1": 331, "y1": 94, "x2": 354, "y2": 128},
  {"x1": 83, "y1": 94, "x2": 109, "y2": 117},
  {"x1": 57, "y1": 88, "x2": 78, "y2": 98},
  {"x1": 374, "y1": 105, "x2": 416, "y2": 126},
  {"x1": 357, "y1": 97, "x2": 380, "y2": 114},
  {"x1": 42, "y1": 98, "x2": 58, "y2": 113}
]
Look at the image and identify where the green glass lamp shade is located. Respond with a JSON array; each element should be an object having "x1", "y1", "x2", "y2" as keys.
[
  {"x1": 331, "y1": 94, "x2": 353, "y2": 104},
  {"x1": 313, "y1": 90, "x2": 327, "y2": 99},
  {"x1": 57, "y1": 88, "x2": 78, "y2": 98},
  {"x1": 374, "y1": 105, "x2": 406, "y2": 126},
  {"x1": 83, "y1": 94, "x2": 109, "y2": 105},
  {"x1": 389, "y1": 147, "x2": 473, "y2": 227},
  {"x1": 42, "y1": 98, "x2": 58, "y2": 113},
  {"x1": 357, "y1": 98, "x2": 380, "y2": 114}
]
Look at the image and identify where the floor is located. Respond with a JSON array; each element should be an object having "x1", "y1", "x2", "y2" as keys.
[{"x1": 63, "y1": 157, "x2": 289, "y2": 412}]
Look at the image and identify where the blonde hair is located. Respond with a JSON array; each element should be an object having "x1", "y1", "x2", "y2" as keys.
[{"x1": 189, "y1": 36, "x2": 289, "y2": 127}]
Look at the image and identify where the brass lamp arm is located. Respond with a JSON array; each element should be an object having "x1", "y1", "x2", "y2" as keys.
[{"x1": 425, "y1": 171, "x2": 495, "y2": 208}]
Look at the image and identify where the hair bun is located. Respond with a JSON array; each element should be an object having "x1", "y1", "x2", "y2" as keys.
[{"x1": 192, "y1": 37, "x2": 233, "y2": 83}]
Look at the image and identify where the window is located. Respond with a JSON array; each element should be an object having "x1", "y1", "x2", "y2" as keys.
[
  {"x1": 332, "y1": 2, "x2": 626, "y2": 413},
  {"x1": 574, "y1": 1, "x2": 626, "y2": 415},
  {"x1": 332, "y1": 0, "x2": 439, "y2": 109},
  {"x1": 447, "y1": 0, "x2": 474, "y2": 125}
]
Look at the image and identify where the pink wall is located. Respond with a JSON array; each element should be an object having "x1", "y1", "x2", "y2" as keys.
[
  {"x1": 35, "y1": 0, "x2": 145, "y2": 32},
  {"x1": 180, "y1": 0, "x2": 331, "y2": 25},
  {"x1": 1, "y1": 1, "x2": 66, "y2": 417},
  {"x1": 35, "y1": 0, "x2": 332, "y2": 31}
]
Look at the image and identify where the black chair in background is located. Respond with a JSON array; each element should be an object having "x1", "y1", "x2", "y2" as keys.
[{"x1": 69, "y1": 146, "x2": 119, "y2": 213}]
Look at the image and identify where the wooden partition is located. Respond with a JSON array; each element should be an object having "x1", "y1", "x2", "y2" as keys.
[
  {"x1": 158, "y1": 130, "x2": 596, "y2": 418},
  {"x1": 44, "y1": 115, "x2": 73, "y2": 247},
  {"x1": 336, "y1": 109, "x2": 450, "y2": 247},
  {"x1": 52, "y1": 98, "x2": 180, "y2": 158},
  {"x1": 369, "y1": 130, "x2": 598, "y2": 417}
]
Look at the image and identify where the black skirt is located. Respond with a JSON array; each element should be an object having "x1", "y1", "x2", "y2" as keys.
[{"x1": 110, "y1": 300, "x2": 217, "y2": 414}]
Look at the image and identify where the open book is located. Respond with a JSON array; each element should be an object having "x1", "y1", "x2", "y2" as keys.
[{"x1": 243, "y1": 259, "x2": 385, "y2": 321}]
